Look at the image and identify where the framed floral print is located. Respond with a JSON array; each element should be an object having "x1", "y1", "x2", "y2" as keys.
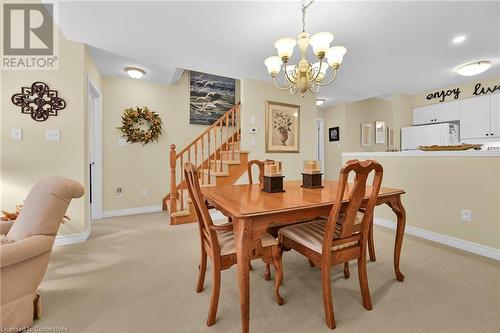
[{"x1": 265, "y1": 101, "x2": 300, "y2": 153}]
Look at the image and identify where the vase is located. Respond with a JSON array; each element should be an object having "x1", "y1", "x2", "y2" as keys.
[{"x1": 279, "y1": 130, "x2": 288, "y2": 145}]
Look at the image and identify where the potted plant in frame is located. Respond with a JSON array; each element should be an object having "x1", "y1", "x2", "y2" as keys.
[{"x1": 274, "y1": 112, "x2": 293, "y2": 145}]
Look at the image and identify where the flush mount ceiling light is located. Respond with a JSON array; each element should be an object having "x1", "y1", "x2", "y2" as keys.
[
  {"x1": 455, "y1": 61, "x2": 492, "y2": 76},
  {"x1": 452, "y1": 35, "x2": 466, "y2": 44},
  {"x1": 264, "y1": 0, "x2": 347, "y2": 96},
  {"x1": 124, "y1": 67, "x2": 145, "y2": 79},
  {"x1": 316, "y1": 98, "x2": 326, "y2": 106}
]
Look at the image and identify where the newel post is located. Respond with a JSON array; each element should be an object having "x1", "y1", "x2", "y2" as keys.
[{"x1": 169, "y1": 144, "x2": 178, "y2": 213}]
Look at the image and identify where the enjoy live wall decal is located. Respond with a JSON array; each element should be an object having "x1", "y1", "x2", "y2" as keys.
[
  {"x1": 11, "y1": 81, "x2": 66, "y2": 122},
  {"x1": 189, "y1": 71, "x2": 235, "y2": 125},
  {"x1": 426, "y1": 82, "x2": 500, "y2": 103}
]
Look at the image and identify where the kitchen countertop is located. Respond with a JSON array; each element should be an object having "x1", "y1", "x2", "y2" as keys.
[{"x1": 342, "y1": 151, "x2": 500, "y2": 157}]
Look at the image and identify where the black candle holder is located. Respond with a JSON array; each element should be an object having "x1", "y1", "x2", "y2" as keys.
[
  {"x1": 301, "y1": 173, "x2": 323, "y2": 189},
  {"x1": 262, "y1": 175, "x2": 285, "y2": 193}
]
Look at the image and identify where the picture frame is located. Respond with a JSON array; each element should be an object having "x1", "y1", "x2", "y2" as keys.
[
  {"x1": 189, "y1": 71, "x2": 235, "y2": 125},
  {"x1": 361, "y1": 123, "x2": 373, "y2": 147},
  {"x1": 375, "y1": 121, "x2": 386, "y2": 144},
  {"x1": 387, "y1": 126, "x2": 395, "y2": 150},
  {"x1": 265, "y1": 101, "x2": 300, "y2": 153},
  {"x1": 328, "y1": 126, "x2": 340, "y2": 142}
]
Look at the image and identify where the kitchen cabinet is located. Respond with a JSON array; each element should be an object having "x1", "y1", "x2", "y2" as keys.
[
  {"x1": 412, "y1": 100, "x2": 459, "y2": 125},
  {"x1": 490, "y1": 93, "x2": 500, "y2": 137},
  {"x1": 460, "y1": 94, "x2": 499, "y2": 139}
]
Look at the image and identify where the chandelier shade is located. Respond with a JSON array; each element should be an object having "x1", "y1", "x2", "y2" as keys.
[
  {"x1": 264, "y1": 56, "x2": 282, "y2": 75},
  {"x1": 326, "y1": 46, "x2": 347, "y2": 67},
  {"x1": 274, "y1": 38, "x2": 297, "y2": 60},
  {"x1": 309, "y1": 32, "x2": 334, "y2": 57},
  {"x1": 264, "y1": 0, "x2": 347, "y2": 96}
]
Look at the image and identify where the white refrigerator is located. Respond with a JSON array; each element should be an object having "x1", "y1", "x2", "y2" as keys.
[{"x1": 401, "y1": 123, "x2": 459, "y2": 150}]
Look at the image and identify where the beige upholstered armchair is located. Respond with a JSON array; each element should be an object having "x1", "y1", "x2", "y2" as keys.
[{"x1": 0, "y1": 177, "x2": 84, "y2": 331}]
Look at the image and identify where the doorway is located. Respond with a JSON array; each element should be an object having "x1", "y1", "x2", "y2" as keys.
[
  {"x1": 316, "y1": 118, "x2": 325, "y2": 174},
  {"x1": 88, "y1": 78, "x2": 102, "y2": 220}
]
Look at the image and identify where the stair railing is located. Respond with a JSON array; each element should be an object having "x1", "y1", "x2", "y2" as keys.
[{"x1": 167, "y1": 103, "x2": 241, "y2": 215}]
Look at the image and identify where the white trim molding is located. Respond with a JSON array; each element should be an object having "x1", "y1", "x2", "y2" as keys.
[
  {"x1": 342, "y1": 151, "x2": 500, "y2": 157},
  {"x1": 375, "y1": 217, "x2": 500, "y2": 261},
  {"x1": 55, "y1": 228, "x2": 91, "y2": 246},
  {"x1": 102, "y1": 205, "x2": 162, "y2": 218}
]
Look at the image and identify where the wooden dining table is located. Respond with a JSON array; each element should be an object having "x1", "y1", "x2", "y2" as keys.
[{"x1": 202, "y1": 180, "x2": 406, "y2": 333}]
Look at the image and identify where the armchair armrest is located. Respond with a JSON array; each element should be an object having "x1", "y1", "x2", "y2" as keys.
[
  {"x1": 1, "y1": 235, "x2": 54, "y2": 269},
  {"x1": 0, "y1": 220, "x2": 14, "y2": 235}
]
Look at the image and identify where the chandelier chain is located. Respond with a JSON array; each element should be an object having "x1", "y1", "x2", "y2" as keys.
[{"x1": 301, "y1": 0, "x2": 314, "y2": 32}]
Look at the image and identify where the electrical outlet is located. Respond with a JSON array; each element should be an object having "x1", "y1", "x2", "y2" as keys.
[
  {"x1": 250, "y1": 127, "x2": 258, "y2": 134},
  {"x1": 251, "y1": 138, "x2": 256, "y2": 146},
  {"x1": 11, "y1": 128, "x2": 22, "y2": 140},
  {"x1": 116, "y1": 187, "x2": 123, "y2": 198},
  {"x1": 141, "y1": 188, "x2": 148, "y2": 197},
  {"x1": 461, "y1": 209, "x2": 472, "y2": 222},
  {"x1": 45, "y1": 130, "x2": 60, "y2": 141}
]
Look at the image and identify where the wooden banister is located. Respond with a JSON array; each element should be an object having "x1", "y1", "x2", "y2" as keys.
[{"x1": 167, "y1": 103, "x2": 241, "y2": 216}]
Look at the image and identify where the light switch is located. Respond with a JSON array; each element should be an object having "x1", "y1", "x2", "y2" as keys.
[
  {"x1": 118, "y1": 137, "x2": 127, "y2": 146},
  {"x1": 11, "y1": 128, "x2": 22, "y2": 140},
  {"x1": 45, "y1": 130, "x2": 60, "y2": 141},
  {"x1": 250, "y1": 116, "x2": 256, "y2": 124},
  {"x1": 251, "y1": 138, "x2": 256, "y2": 146}
]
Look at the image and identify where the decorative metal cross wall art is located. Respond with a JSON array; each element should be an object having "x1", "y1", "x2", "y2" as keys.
[{"x1": 11, "y1": 81, "x2": 67, "y2": 122}]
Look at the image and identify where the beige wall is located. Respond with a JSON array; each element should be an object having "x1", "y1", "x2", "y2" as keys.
[
  {"x1": 320, "y1": 94, "x2": 412, "y2": 178},
  {"x1": 239, "y1": 79, "x2": 317, "y2": 182},
  {"x1": 411, "y1": 75, "x2": 500, "y2": 107},
  {"x1": 0, "y1": 35, "x2": 88, "y2": 236},
  {"x1": 342, "y1": 154, "x2": 500, "y2": 249},
  {"x1": 321, "y1": 104, "x2": 346, "y2": 179},
  {"x1": 101, "y1": 73, "x2": 240, "y2": 211}
]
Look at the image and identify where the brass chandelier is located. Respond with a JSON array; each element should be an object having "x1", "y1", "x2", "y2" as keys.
[{"x1": 264, "y1": 0, "x2": 347, "y2": 96}]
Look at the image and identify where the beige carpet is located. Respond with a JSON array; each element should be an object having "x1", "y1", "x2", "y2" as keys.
[{"x1": 35, "y1": 212, "x2": 499, "y2": 333}]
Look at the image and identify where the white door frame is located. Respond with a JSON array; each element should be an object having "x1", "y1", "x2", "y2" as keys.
[
  {"x1": 88, "y1": 77, "x2": 103, "y2": 220},
  {"x1": 316, "y1": 118, "x2": 325, "y2": 174}
]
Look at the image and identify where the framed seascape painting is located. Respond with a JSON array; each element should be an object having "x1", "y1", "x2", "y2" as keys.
[
  {"x1": 265, "y1": 101, "x2": 300, "y2": 153},
  {"x1": 361, "y1": 123, "x2": 373, "y2": 147},
  {"x1": 329, "y1": 126, "x2": 339, "y2": 142},
  {"x1": 189, "y1": 71, "x2": 235, "y2": 125}
]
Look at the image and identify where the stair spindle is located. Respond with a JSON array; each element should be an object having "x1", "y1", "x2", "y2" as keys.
[
  {"x1": 169, "y1": 144, "x2": 178, "y2": 214},
  {"x1": 180, "y1": 154, "x2": 184, "y2": 211}
]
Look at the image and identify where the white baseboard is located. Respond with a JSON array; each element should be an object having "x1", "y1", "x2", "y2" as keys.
[
  {"x1": 55, "y1": 228, "x2": 91, "y2": 246},
  {"x1": 102, "y1": 205, "x2": 162, "y2": 218},
  {"x1": 374, "y1": 217, "x2": 500, "y2": 261}
]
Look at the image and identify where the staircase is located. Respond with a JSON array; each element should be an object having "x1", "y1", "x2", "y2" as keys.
[{"x1": 163, "y1": 103, "x2": 249, "y2": 225}]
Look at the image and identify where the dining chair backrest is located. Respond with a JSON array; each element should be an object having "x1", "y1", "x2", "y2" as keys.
[
  {"x1": 323, "y1": 159, "x2": 383, "y2": 254},
  {"x1": 184, "y1": 162, "x2": 220, "y2": 254},
  {"x1": 247, "y1": 159, "x2": 275, "y2": 185}
]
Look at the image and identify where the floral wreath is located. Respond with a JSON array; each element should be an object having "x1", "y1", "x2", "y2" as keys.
[{"x1": 117, "y1": 106, "x2": 162, "y2": 145}]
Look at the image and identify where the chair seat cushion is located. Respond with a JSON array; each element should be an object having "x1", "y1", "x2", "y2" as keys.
[
  {"x1": 216, "y1": 230, "x2": 277, "y2": 256},
  {"x1": 278, "y1": 212, "x2": 363, "y2": 254}
]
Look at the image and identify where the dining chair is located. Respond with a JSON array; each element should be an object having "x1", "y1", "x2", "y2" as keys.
[
  {"x1": 184, "y1": 163, "x2": 283, "y2": 326},
  {"x1": 247, "y1": 159, "x2": 275, "y2": 279},
  {"x1": 247, "y1": 159, "x2": 274, "y2": 189},
  {"x1": 275, "y1": 159, "x2": 383, "y2": 329}
]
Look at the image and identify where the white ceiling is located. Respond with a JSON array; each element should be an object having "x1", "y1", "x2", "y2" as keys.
[{"x1": 54, "y1": 1, "x2": 500, "y2": 106}]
